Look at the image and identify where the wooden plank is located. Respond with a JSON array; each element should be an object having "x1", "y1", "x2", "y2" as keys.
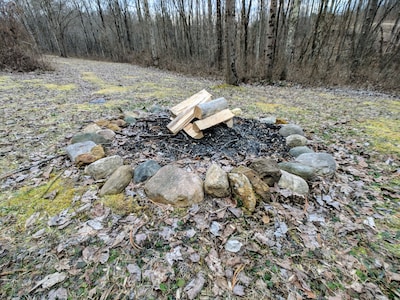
[
  {"x1": 170, "y1": 89, "x2": 212, "y2": 116},
  {"x1": 167, "y1": 90, "x2": 212, "y2": 134},
  {"x1": 183, "y1": 123, "x2": 204, "y2": 139},
  {"x1": 193, "y1": 109, "x2": 235, "y2": 131},
  {"x1": 167, "y1": 109, "x2": 196, "y2": 134},
  {"x1": 194, "y1": 97, "x2": 228, "y2": 119},
  {"x1": 224, "y1": 118, "x2": 234, "y2": 128}
]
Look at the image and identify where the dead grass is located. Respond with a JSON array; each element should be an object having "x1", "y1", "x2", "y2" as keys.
[{"x1": 0, "y1": 57, "x2": 399, "y2": 299}]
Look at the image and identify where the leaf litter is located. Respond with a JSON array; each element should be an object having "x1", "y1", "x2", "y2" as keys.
[{"x1": 0, "y1": 57, "x2": 399, "y2": 299}]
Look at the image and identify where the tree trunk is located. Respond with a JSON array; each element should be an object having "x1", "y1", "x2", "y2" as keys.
[
  {"x1": 143, "y1": 0, "x2": 159, "y2": 66},
  {"x1": 281, "y1": 0, "x2": 301, "y2": 80},
  {"x1": 216, "y1": 0, "x2": 223, "y2": 70},
  {"x1": 351, "y1": 0, "x2": 379, "y2": 74},
  {"x1": 265, "y1": 0, "x2": 278, "y2": 82},
  {"x1": 225, "y1": 0, "x2": 239, "y2": 85},
  {"x1": 240, "y1": 0, "x2": 252, "y2": 78},
  {"x1": 256, "y1": 0, "x2": 265, "y2": 63}
]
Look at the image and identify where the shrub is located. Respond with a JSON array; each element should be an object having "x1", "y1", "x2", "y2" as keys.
[{"x1": 0, "y1": 1, "x2": 49, "y2": 72}]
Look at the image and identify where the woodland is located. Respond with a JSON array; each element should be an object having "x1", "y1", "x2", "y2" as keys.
[
  {"x1": 0, "y1": 1, "x2": 400, "y2": 300},
  {"x1": 1, "y1": 0, "x2": 400, "y2": 92}
]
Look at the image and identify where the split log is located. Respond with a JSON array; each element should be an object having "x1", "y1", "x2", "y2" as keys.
[
  {"x1": 167, "y1": 90, "x2": 212, "y2": 134},
  {"x1": 194, "y1": 97, "x2": 228, "y2": 119},
  {"x1": 183, "y1": 123, "x2": 204, "y2": 139},
  {"x1": 224, "y1": 119, "x2": 234, "y2": 128},
  {"x1": 193, "y1": 109, "x2": 235, "y2": 131},
  {"x1": 169, "y1": 89, "x2": 212, "y2": 116}
]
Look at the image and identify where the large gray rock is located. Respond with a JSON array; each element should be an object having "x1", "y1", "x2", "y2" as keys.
[
  {"x1": 65, "y1": 141, "x2": 97, "y2": 162},
  {"x1": 289, "y1": 146, "x2": 314, "y2": 158},
  {"x1": 286, "y1": 134, "x2": 308, "y2": 148},
  {"x1": 99, "y1": 165, "x2": 133, "y2": 196},
  {"x1": 204, "y1": 164, "x2": 230, "y2": 198},
  {"x1": 144, "y1": 165, "x2": 204, "y2": 207},
  {"x1": 279, "y1": 124, "x2": 304, "y2": 137},
  {"x1": 295, "y1": 153, "x2": 336, "y2": 177},
  {"x1": 228, "y1": 172, "x2": 257, "y2": 213},
  {"x1": 249, "y1": 158, "x2": 282, "y2": 187},
  {"x1": 278, "y1": 162, "x2": 316, "y2": 180},
  {"x1": 134, "y1": 160, "x2": 161, "y2": 183},
  {"x1": 278, "y1": 170, "x2": 309, "y2": 196},
  {"x1": 85, "y1": 155, "x2": 124, "y2": 180},
  {"x1": 71, "y1": 132, "x2": 108, "y2": 145}
]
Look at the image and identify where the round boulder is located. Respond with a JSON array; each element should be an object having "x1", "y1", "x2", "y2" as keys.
[
  {"x1": 295, "y1": 153, "x2": 336, "y2": 177},
  {"x1": 144, "y1": 165, "x2": 204, "y2": 207}
]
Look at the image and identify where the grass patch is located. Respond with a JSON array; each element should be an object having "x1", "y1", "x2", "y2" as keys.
[
  {"x1": 99, "y1": 194, "x2": 135, "y2": 216},
  {"x1": 211, "y1": 83, "x2": 244, "y2": 91},
  {"x1": 81, "y1": 72, "x2": 105, "y2": 86},
  {"x1": 0, "y1": 76, "x2": 22, "y2": 90},
  {"x1": 94, "y1": 86, "x2": 131, "y2": 95},
  {"x1": 41, "y1": 83, "x2": 76, "y2": 91},
  {"x1": 0, "y1": 176, "x2": 77, "y2": 230},
  {"x1": 361, "y1": 118, "x2": 400, "y2": 156}
]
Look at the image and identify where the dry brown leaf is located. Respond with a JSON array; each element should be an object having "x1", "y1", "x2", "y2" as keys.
[{"x1": 184, "y1": 272, "x2": 205, "y2": 300}]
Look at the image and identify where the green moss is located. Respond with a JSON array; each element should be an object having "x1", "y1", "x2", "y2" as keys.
[
  {"x1": 21, "y1": 79, "x2": 43, "y2": 84},
  {"x1": 0, "y1": 177, "x2": 77, "y2": 230},
  {"x1": 94, "y1": 86, "x2": 130, "y2": 95},
  {"x1": 0, "y1": 75, "x2": 9, "y2": 82},
  {"x1": 256, "y1": 102, "x2": 281, "y2": 112},
  {"x1": 0, "y1": 76, "x2": 22, "y2": 90},
  {"x1": 40, "y1": 83, "x2": 76, "y2": 91},
  {"x1": 100, "y1": 194, "x2": 135, "y2": 215},
  {"x1": 350, "y1": 246, "x2": 369, "y2": 257},
  {"x1": 81, "y1": 72, "x2": 106, "y2": 86},
  {"x1": 211, "y1": 83, "x2": 244, "y2": 91},
  {"x1": 361, "y1": 118, "x2": 400, "y2": 156}
]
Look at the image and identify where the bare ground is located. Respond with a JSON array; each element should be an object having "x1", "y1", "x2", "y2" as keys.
[{"x1": 0, "y1": 57, "x2": 399, "y2": 299}]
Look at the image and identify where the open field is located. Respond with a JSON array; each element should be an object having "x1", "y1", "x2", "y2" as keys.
[{"x1": 0, "y1": 57, "x2": 399, "y2": 299}]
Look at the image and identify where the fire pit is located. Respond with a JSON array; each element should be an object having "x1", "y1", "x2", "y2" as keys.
[{"x1": 113, "y1": 114, "x2": 290, "y2": 166}]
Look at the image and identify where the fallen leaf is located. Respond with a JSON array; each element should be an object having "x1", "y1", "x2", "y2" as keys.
[
  {"x1": 210, "y1": 221, "x2": 222, "y2": 236},
  {"x1": 184, "y1": 272, "x2": 205, "y2": 300},
  {"x1": 274, "y1": 221, "x2": 288, "y2": 238},
  {"x1": 25, "y1": 212, "x2": 40, "y2": 228},
  {"x1": 48, "y1": 287, "x2": 68, "y2": 300},
  {"x1": 165, "y1": 246, "x2": 183, "y2": 266},
  {"x1": 205, "y1": 248, "x2": 224, "y2": 276},
  {"x1": 34, "y1": 272, "x2": 67, "y2": 290},
  {"x1": 225, "y1": 239, "x2": 243, "y2": 253},
  {"x1": 232, "y1": 284, "x2": 245, "y2": 296}
]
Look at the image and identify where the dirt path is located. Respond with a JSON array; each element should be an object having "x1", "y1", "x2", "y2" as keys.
[{"x1": 0, "y1": 57, "x2": 399, "y2": 299}]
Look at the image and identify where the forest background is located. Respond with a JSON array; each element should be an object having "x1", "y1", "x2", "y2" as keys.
[{"x1": 1, "y1": 0, "x2": 399, "y2": 93}]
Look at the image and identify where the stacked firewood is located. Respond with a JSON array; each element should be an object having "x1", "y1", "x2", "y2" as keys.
[{"x1": 167, "y1": 89, "x2": 235, "y2": 139}]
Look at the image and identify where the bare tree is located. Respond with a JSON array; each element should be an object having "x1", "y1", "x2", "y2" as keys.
[
  {"x1": 265, "y1": 0, "x2": 278, "y2": 82},
  {"x1": 280, "y1": 0, "x2": 301, "y2": 80},
  {"x1": 225, "y1": 0, "x2": 239, "y2": 85}
]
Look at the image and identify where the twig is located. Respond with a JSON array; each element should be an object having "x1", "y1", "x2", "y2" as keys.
[
  {"x1": 0, "y1": 154, "x2": 65, "y2": 181},
  {"x1": 129, "y1": 229, "x2": 142, "y2": 250},
  {"x1": 231, "y1": 264, "x2": 245, "y2": 289},
  {"x1": 40, "y1": 171, "x2": 64, "y2": 198},
  {"x1": 0, "y1": 269, "x2": 27, "y2": 276}
]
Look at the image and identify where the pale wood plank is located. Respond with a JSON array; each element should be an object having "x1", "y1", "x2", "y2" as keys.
[
  {"x1": 183, "y1": 123, "x2": 204, "y2": 139},
  {"x1": 170, "y1": 89, "x2": 212, "y2": 116},
  {"x1": 192, "y1": 109, "x2": 235, "y2": 131},
  {"x1": 167, "y1": 90, "x2": 212, "y2": 134}
]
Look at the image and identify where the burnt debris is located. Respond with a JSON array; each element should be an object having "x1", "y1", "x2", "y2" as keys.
[{"x1": 113, "y1": 113, "x2": 290, "y2": 165}]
